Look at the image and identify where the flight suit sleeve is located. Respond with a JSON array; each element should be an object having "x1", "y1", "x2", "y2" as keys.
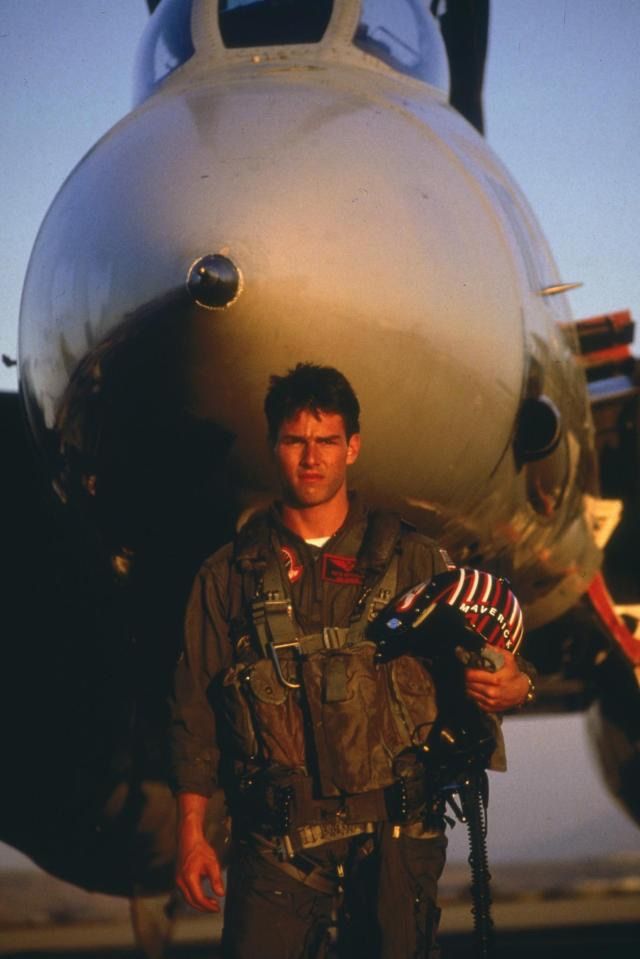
[
  {"x1": 399, "y1": 531, "x2": 451, "y2": 587},
  {"x1": 169, "y1": 546, "x2": 234, "y2": 797}
]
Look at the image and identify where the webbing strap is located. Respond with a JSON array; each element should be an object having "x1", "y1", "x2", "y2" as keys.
[
  {"x1": 250, "y1": 833, "x2": 341, "y2": 895},
  {"x1": 258, "y1": 550, "x2": 399, "y2": 653},
  {"x1": 252, "y1": 595, "x2": 295, "y2": 658},
  {"x1": 243, "y1": 510, "x2": 403, "y2": 659},
  {"x1": 348, "y1": 551, "x2": 399, "y2": 640},
  {"x1": 273, "y1": 855, "x2": 339, "y2": 895},
  {"x1": 295, "y1": 627, "x2": 351, "y2": 655},
  {"x1": 249, "y1": 530, "x2": 300, "y2": 655}
]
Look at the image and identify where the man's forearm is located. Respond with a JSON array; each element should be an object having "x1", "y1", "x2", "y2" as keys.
[
  {"x1": 175, "y1": 792, "x2": 225, "y2": 911},
  {"x1": 177, "y1": 792, "x2": 210, "y2": 843}
]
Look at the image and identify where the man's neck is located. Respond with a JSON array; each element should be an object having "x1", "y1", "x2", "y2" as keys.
[{"x1": 280, "y1": 494, "x2": 350, "y2": 541}]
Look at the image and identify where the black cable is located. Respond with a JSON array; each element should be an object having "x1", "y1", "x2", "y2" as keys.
[{"x1": 462, "y1": 771, "x2": 495, "y2": 958}]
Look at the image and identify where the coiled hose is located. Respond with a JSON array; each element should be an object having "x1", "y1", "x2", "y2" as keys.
[{"x1": 462, "y1": 770, "x2": 495, "y2": 958}]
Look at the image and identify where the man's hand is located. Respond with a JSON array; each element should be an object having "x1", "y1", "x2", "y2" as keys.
[
  {"x1": 176, "y1": 836, "x2": 225, "y2": 912},
  {"x1": 465, "y1": 648, "x2": 530, "y2": 713},
  {"x1": 175, "y1": 793, "x2": 225, "y2": 912}
]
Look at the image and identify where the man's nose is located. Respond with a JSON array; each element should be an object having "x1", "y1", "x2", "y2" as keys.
[{"x1": 301, "y1": 441, "x2": 319, "y2": 466}]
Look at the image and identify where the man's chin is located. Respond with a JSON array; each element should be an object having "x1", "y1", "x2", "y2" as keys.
[
  {"x1": 293, "y1": 493, "x2": 328, "y2": 508},
  {"x1": 288, "y1": 485, "x2": 332, "y2": 508}
]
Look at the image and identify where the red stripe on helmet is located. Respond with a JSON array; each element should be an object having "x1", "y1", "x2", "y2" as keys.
[
  {"x1": 461, "y1": 568, "x2": 480, "y2": 606},
  {"x1": 511, "y1": 608, "x2": 524, "y2": 652},
  {"x1": 491, "y1": 577, "x2": 503, "y2": 612},
  {"x1": 502, "y1": 588, "x2": 514, "y2": 625},
  {"x1": 479, "y1": 572, "x2": 493, "y2": 604},
  {"x1": 445, "y1": 568, "x2": 467, "y2": 607}
]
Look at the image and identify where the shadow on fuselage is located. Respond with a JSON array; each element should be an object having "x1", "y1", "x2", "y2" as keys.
[{"x1": 2, "y1": 293, "x2": 237, "y2": 894}]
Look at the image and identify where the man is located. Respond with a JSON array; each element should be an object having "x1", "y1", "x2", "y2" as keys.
[{"x1": 170, "y1": 363, "x2": 531, "y2": 958}]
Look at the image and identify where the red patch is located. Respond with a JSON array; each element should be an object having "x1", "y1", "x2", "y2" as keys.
[
  {"x1": 281, "y1": 545, "x2": 303, "y2": 584},
  {"x1": 322, "y1": 554, "x2": 364, "y2": 585}
]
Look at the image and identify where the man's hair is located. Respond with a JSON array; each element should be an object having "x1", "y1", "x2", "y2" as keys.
[{"x1": 264, "y1": 362, "x2": 360, "y2": 444}]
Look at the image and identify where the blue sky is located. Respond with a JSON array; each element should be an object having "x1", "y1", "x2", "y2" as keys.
[
  {"x1": 0, "y1": 0, "x2": 639, "y2": 871},
  {"x1": 485, "y1": 0, "x2": 639, "y2": 325},
  {"x1": 1, "y1": 1, "x2": 639, "y2": 395}
]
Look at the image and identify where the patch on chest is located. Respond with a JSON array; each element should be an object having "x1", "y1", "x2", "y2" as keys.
[
  {"x1": 321, "y1": 554, "x2": 364, "y2": 585},
  {"x1": 281, "y1": 545, "x2": 303, "y2": 583}
]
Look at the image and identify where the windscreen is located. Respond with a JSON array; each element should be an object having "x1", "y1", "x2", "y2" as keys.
[
  {"x1": 354, "y1": 0, "x2": 448, "y2": 89},
  {"x1": 219, "y1": 0, "x2": 334, "y2": 48}
]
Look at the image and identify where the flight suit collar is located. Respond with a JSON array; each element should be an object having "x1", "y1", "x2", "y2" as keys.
[{"x1": 268, "y1": 490, "x2": 368, "y2": 557}]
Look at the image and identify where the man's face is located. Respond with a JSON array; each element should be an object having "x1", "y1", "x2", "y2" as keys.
[{"x1": 273, "y1": 408, "x2": 360, "y2": 509}]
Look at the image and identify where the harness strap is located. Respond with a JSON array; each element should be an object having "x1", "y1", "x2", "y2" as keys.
[
  {"x1": 287, "y1": 774, "x2": 390, "y2": 825},
  {"x1": 251, "y1": 594, "x2": 294, "y2": 658},
  {"x1": 250, "y1": 833, "x2": 342, "y2": 895},
  {"x1": 236, "y1": 768, "x2": 432, "y2": 832},
  {"x1": 272, "y1": 608, "x2": 391, "y2": 657},
  {"x1": 254, "y1": 532, "x2": 401, "y2": 656},
  {"x1": 233, "y1": 507, "x2": 407, "y2": 652},
  {"x1": 238, "y1": 507, "x2": 403, "y2": 671}
]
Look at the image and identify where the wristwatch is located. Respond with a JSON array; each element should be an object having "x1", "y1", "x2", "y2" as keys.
[{"x1": 520, "y1": 674, "x2": 536, "y2": 707}]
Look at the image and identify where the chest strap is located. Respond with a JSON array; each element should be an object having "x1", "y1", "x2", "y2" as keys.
[
  {"x1": 242, "y1": 510, "x2": 403, "y2": 685},
  {"x1": 253, "y1": 544, "x2": 397, "y2": 643},
  {"x1": 251, "y1": 554, "x2": 398, "y2": 690},
  {"x1": 254, "y1": 556, "x2": 398, "y2": 643}
]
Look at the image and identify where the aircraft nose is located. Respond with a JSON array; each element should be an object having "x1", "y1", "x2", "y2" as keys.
[{"x1": 19, "y1": 71, "x2": 528, "y2": 524}]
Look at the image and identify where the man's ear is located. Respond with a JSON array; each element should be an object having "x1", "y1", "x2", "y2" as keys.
[{"x1": 346, "y1": 433, "x2": 361, "y2": 465}]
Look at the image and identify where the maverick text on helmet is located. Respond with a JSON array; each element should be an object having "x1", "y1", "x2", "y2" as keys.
[{"x1": 369, "y1": 567, "x2": 525, "y2": 663}]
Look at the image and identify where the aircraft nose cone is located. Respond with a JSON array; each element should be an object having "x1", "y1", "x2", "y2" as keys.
[{"x1": 187, "y1": 253, "x2": 242, "y2": 309}]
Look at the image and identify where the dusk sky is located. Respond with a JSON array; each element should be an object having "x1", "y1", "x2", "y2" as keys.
[
  {"x1": 1, "y1": 0, "x2": 639, "y2": 390},
  {"x1": 0, "y1": 0, "x2": 638, "y2": 874}
]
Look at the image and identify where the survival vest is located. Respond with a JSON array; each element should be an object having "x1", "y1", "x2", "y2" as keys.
[{"x1": 220, "y1": 507, "x2": 439, "y2": 801}]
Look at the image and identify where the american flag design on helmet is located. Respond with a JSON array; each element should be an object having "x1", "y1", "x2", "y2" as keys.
[
  {"x1": 417, "y1": 568, "x2": 524, "y2": 653},
  {"x1": 370, "y1": 567, "x2": 525, "y2": 664}
]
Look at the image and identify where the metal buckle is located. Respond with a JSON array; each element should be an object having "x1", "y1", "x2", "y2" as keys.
[
  {"x1": 269, "y1": 640, "x2": 301, "y2": 689},
  {"x1": 322, "y1": 626, "x2": 346, "y2": 649}
]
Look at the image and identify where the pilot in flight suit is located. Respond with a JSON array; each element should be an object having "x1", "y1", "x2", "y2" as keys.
[{"x1": 170, "y1": 363, "x2": 532, "y2": 959}]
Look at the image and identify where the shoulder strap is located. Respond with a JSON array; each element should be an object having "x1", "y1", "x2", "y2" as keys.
[
  {"x1": 227, "y1": 512, "x2": 286, "y2": 657},
  {"x1": 234, "y1": 508, "x2": 408, "y2": 655},
  {"x1": 355, "y1": 509, "x2": 405, "y2": 579},
  {"x1": 348, "y1": 510, "x2": 405, "y2": 631},
  {"x1": 233, "y1": 510, "x2": 271, "y2": 575},
  {"x1": 234, "y1": 514, "x2": 301, "y2": 656}
]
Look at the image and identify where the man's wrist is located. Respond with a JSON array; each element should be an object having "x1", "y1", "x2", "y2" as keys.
[{"x1": 518, "y1": 673, "x2": 536, "y2": 708}]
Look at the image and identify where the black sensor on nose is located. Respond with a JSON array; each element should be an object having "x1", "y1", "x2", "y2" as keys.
[{"x1": 187, "y1": 254, "x2": 242, "y2": 309}]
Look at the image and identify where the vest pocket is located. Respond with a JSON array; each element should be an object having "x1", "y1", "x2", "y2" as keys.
[
  {"x1": 237, "y1": 659, "x2": 307, "y2": 770},
  {"x1": 302, "y1": 645, "x2": 411, "y2": 796},
  {"x1": 220, "y1": 666, "x2": 259, "y2": 760},
  {"x1": 388, "y1": 656, "x2": 437, "y2": 747}
]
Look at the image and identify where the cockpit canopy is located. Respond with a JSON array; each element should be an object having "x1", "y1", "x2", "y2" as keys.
[
  {"x1": 219, "y1": 0, "x2": 334, "y2": 47},
  {"x1": 133, "y1": 0, "x2": 449, "y2": 105}
]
